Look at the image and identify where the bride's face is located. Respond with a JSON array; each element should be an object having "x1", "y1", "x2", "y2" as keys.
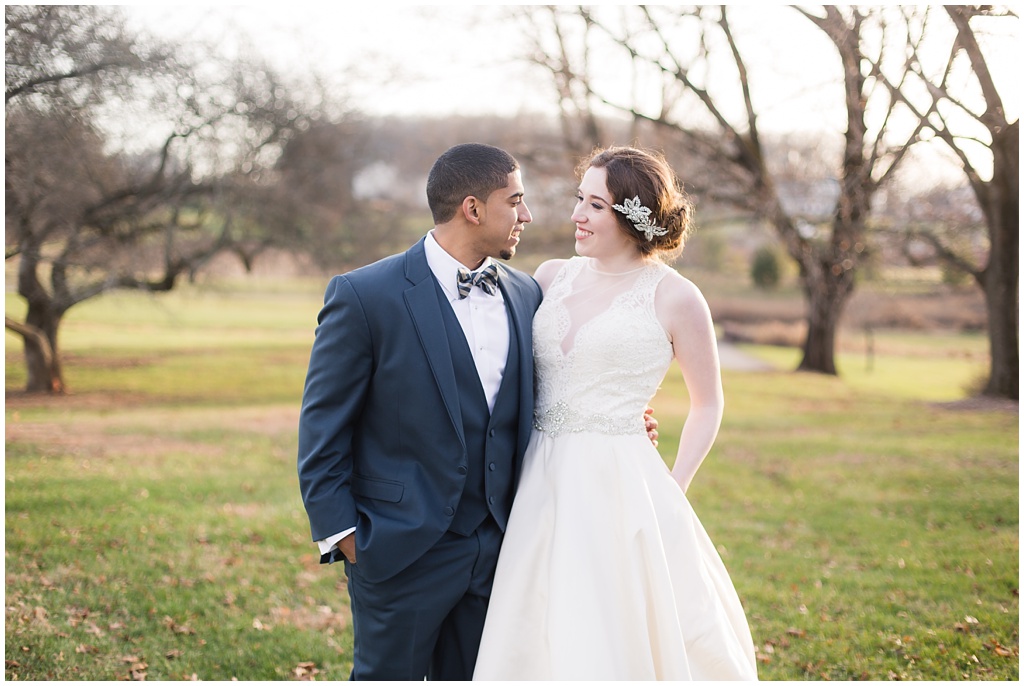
[{"x1": 571, "y1": 166, "x2": 635, "y2": 261}]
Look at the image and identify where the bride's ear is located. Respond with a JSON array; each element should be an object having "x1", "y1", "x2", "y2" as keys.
[{"x1": 461, "y1": 196, "x2": 483, "y2": 225}]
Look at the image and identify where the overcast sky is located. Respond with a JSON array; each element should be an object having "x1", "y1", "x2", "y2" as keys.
[
  {"x1": 125, "y1": 4, "x2": 547, "y2": 118},
  {"x1": 123, "y1": 5, "x2": 869, "y2": 121},
  {"x1": 123, "y1": 3, "x2": 1018, "y2": 181}
]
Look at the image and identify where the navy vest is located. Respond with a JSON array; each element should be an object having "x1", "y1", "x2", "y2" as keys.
[{"x1": 434, "y1": 281, "x2": 521, "y2": 536}]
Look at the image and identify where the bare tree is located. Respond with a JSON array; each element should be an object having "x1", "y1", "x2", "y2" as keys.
[
  {"x1": 5, "y1": 5, "x2": 319, "y2": 393},
  {"x1": 5, "y1": 5, "x2": 156, "y2": 105},
  {"x1": 520, "y1": 5, "x2": 925, "y2": 375},
  {"x1": 868, "y1": 5, "x2": 1018, "y2": 399},
  {"x1": 272, "y1": 116, "x2": 414, "y2": 270}
]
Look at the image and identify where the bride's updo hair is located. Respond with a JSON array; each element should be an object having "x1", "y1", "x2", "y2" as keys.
[{"x1": 577, "y1": 146, "x2": 694, "y2": 260}]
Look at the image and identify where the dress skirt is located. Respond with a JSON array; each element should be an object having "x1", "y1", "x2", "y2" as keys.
[{"x1": 473, "y1": 429, "x2": 758, "y2": 680}]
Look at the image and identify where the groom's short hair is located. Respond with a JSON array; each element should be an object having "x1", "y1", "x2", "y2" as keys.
[{"x1": 426, "y1": 143, "x2": 520, "y2": 224}]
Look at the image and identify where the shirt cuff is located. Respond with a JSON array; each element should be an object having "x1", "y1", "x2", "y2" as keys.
[{"x1": 316, "y1": 527, "x2": 355, "y2": 563}]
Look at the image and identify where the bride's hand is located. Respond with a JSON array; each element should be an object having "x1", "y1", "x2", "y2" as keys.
[{"x1": 644, "y1": 407, "x2": 659, "y2": 447}]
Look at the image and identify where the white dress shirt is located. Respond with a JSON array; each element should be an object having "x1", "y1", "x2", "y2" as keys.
[
  {"x1": 423, "y1": 230, "x2": 510, "y2": 411},
  {"x1": 317, "y1": 231, "x2": 511, "y2": 558}
]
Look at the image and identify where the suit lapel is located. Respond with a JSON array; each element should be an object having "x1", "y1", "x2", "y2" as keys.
[
  {"x1": 495, "y1": 267, "x2": 536, "y2": 462},
  {"x1": 404, "y1": 239, "x2": 466, "y2": 449},
  {"x1": 495, "y1": 266, "x2": 531, "y2": 370}
]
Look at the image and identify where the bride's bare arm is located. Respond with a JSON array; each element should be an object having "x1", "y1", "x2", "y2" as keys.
[{"x1": 655, "y1": 273, "x2": 725, "y2": 492}]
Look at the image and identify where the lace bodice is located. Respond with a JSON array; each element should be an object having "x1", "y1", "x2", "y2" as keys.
[{"x1": 533, "y1": 257, "x2": 674, "y2": 437}]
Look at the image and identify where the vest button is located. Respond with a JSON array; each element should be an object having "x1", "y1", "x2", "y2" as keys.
[
  {"x1": 488, "y1": 463, "x2": 496, "y2": 471},
  {"x1": 457, "y1": 465, "x2": 468, "y2": 474},
  {"x1": 444, "y1": 506, "x2": 454, "y2": 516},
  {"x1": 488, "y1": 429, "x2": 496, "y2": 437},
  {"x1": 488, "y1": 496, "x2": 495, "y2": 505}
]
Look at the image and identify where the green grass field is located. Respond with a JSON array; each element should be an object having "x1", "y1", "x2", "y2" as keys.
[{"x1": 5, "y1": 280, "x2": 1018, "y2": 680}]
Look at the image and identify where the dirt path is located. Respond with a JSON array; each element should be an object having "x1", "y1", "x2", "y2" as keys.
[{"x1": 717, "y1": 341, "x2": 775, "y2": 371}]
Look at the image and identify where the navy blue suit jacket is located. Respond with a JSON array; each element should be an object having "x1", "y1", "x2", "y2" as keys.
[{"x1": 297, "y1": 237, "x2": 542, "y2": 583}]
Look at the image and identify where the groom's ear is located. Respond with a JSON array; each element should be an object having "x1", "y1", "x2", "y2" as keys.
[{"x1": 461, "y1": 196, "x2": 482, "y2": 225}]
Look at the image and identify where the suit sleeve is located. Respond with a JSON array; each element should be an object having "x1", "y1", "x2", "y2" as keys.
[{"x1": 297, "y1": 275, "x2": 372, "y2": 552}]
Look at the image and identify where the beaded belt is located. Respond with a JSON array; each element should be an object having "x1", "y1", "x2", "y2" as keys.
[{"x1": 533, "y1": 401, "x2": 646, "y2": 438}]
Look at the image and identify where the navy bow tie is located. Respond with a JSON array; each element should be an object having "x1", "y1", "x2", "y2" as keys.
[{"x1": 457, "y1": 263, "x2": 498, "y2": 299}]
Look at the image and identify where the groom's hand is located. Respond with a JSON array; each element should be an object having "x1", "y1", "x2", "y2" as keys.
[
  {"x1": 644, "y1": 407, "x2": 659, "y2": 447},
  {"x1": 338, "y1": 533, "x2": 357, "y2": 564}
]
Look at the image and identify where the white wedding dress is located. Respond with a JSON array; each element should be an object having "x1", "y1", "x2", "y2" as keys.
[{"x1": 473, "y1": 257, "x2": 758, "y2": 681}]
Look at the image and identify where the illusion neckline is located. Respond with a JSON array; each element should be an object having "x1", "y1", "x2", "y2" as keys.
[{"x1": 585, "y1": 258, "x2": 649, "y2": 276}]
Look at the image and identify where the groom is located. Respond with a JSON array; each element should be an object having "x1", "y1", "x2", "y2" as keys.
[{"x1": 297, "y1": 143, "x2": 542, "y2": 680}]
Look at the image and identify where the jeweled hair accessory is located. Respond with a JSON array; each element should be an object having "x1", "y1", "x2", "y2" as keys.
[{"x1": 612, "y1": 196, "x2": 668, "y2": 242}]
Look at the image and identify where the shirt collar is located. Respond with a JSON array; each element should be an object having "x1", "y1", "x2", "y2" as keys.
[{"x1": 424, "y1": 230, "x2": 496, "y2": 301}]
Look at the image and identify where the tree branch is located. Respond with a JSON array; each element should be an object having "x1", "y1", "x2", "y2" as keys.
[
  {"x1": 944, "y1": 6, "x2": 1010, "y2": 131},
  {"x1": 902, "y1": 225, "x2": 982, "y2": 278},
  {"x1": 5, "y1": 58, "x2": 136, "y2": 102}
]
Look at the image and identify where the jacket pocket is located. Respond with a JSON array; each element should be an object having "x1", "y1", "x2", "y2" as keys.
[{"x1": 351, "y1": 474, "x2": 405, "y2": 503}]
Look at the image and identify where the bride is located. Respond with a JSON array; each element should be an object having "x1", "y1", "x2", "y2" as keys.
[{"x1": 473, "y1": 146, "x2": 758, "y2": 680}]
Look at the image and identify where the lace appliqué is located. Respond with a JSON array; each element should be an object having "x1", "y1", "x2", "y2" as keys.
[{"x1": 532, "y1": 257, "x2": 674, "y2": 438}]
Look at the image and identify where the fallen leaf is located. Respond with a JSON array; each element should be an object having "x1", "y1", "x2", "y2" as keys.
[
  {"x1": 127, "y1": 659, "x2": 148, "y2": 681},
  {"x1": 986, "y1": 641, "x2": 1018, "y2": 658},
  {"x1": 786, "y1": 627, "x2": 807, "y2": 638},
  {"x1": 294, "y1": 661, "x2": 320, "y2": 680},
  {"x1": 162, "y1": 616, "x2": 196, "y2": 635}
]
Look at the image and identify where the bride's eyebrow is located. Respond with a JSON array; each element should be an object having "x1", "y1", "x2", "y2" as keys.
[{"x1": 579, "y1": 189, "x2": 612, "y2": 206}]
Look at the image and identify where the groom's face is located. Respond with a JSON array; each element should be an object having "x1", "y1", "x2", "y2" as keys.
[{"x1": 476, "y1": 170, "x2": 532, "y2": 261}]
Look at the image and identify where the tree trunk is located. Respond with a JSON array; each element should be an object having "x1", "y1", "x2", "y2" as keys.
[
  {"x1": 982, "y1": 264, "x2": 1018, "y2": 399},
  {"x1": 797, "y1": 259, "x2": 855, "y2": 375},
  {"x1": 5, "y1": 314, "x2": 65, "y2": 394},
  {"x1": 13, "y1": 245, "x2": 67, "y2": 393},
  {"x1": 980, "y1": 121, "x2": 1019, "y2": 399}
]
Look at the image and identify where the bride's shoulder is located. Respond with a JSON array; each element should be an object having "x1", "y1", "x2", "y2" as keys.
[
  {"x1": 533, "y1": 258, "x2": 571, "y2": 293},
  {"x1": 655, "y1": 267, "x2": 712, "y2": 316}
]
